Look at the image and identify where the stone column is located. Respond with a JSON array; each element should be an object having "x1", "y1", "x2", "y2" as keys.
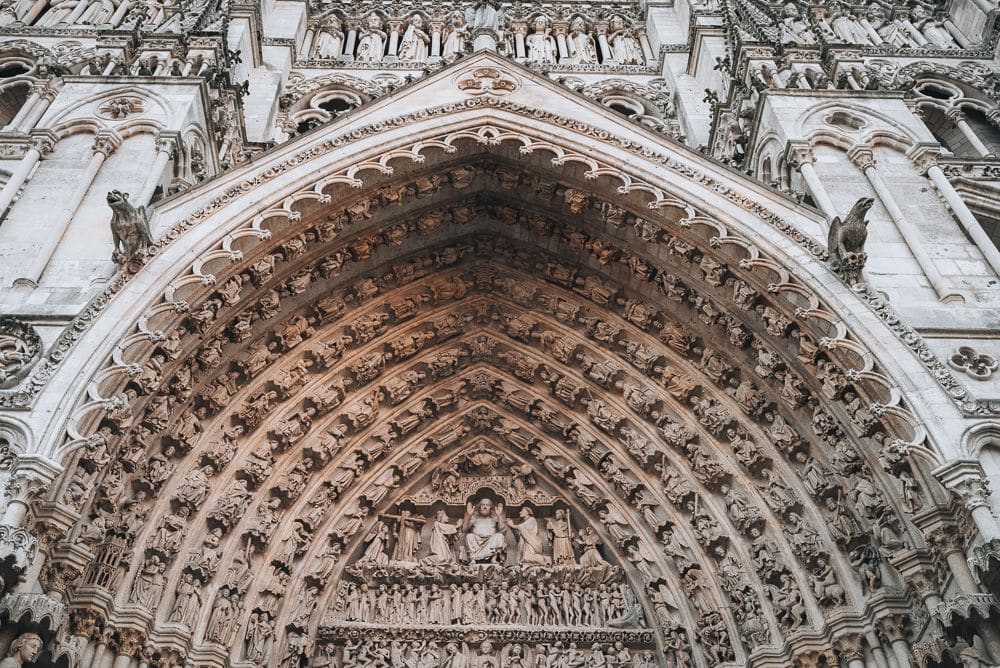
[
  {"x1": 928, "y1": 526, "x2": 1000, "y2": 659},
  {"x1": 943, "y1": 20, "x2": 970, "y2": 47},
  {"x1": 21, "y1": 0, "x2": 48, "y2": 25},
  {"x1": 848, "y1": 144, "x2": 960, "y2": 302},
  {"x1": 0, "y1": 130, "x2": 54, "y2": 218},
  {"x1": 934, "y1": 459, "x2": 1000, "y2": 542},
  {"x1": 385, "y1": 20, "x2": 402, "y2": 61},
  {"x1": 911, "y1": 145, "x2": 1000, "y2": 280},
  {"x1": 553, "y1": 22, "x2": 569, "y2": 60},
  {"x1": 429, "y1": 21, "x2": 444, "y2": 59},
  {"x1": 301, "y1": 27, "x2": 315, "y2": 56},
  {"x1": 786, "y1": 142, "x2": 836, "y2": 218},
  {"x1": 2, "y1": 455, "x2": 61, "y2": 527},
  {"x1": 4, "y1": 83, "x2": 41, "y2": 132},
  {"x1": 138, "y1": 134, "x2": 178, "y2": 205},
  {"x1": 879, "y1": 615, "x2": 912, "y2": 668},
  {"x1": 111, "y1": 630, "x2": 145, "y2": 668},
  {"x1": 947, "y1": 108, "x2": 994, "y2": 158},
  {"x1": 595, "y1": 23, "x2": 614, "y2": 64},
  {"x1": 25, "y1": 130, "x2": 120, "y2": 285},
  {"x1": 866, "y1": 632, "x2": 890, "y2": 668},
  {"x1": 343, "y1": 22, "x2": 360, "y2": 60},
  {"x1": 637, "y1": 26, "x2": 655, "y2": 62},
  {"x1": 513, "y1": 22, "x2": 527, "y2": 59},
  {"x1": 16, "y1": 82, "x2": 57, "y2": 133}
]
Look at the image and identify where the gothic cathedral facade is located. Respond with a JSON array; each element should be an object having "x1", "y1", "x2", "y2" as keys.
[{"x1": 1, "y1": 0, "x2": 1000, "y2": 666}]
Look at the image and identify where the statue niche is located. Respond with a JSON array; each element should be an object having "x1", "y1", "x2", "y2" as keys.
[{"x1": 319, "y1": 445, "x2": 656, "y2": 666}]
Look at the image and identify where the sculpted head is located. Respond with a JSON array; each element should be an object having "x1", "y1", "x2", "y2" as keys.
[
  {"x1": 476, "y1": 498, "x2": 494, "y2": 516},
  {"x1": 9, "y1": 633, "x2": 42, "y2": 662}
]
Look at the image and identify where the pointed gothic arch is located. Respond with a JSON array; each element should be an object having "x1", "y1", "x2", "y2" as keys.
[{"x1": 10, "y1": 54, "x2": 990, "y2": 668}]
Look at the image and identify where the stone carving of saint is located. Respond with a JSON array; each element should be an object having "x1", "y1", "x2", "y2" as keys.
[
  {"x1": 546, "y1": 508, "x2": 576, "y2": 565},
  {"x1": 0, "y1": 633, "x2": 42, "y2": 668},
  {"x1": 316, "y1": 17, "x2": 345, "y2": 59},
  {"x1": 823, "y1": 2, "x2": 870, "y2": 44},
  {"x1": 399, "y1": 15, "x2": 431, "y2": 61},
  {"x1": 175, "y1": 465, "x2": 212, "y2": 508},
  {"x1": 462, "y1": 498, "x2": 507, "y2": 564},
  {"x1": 526, "y1": 17, "x2": 558, "y2": 63},
  {"x1": 577, "y1": 526, "x2": 607, "y2": 566},
  {"x1": 130, "y1": 555, "x2": 166, "y2": 609},
  {"x1": 356, "y1": 14, "x2": 387, "y2": 63},
  {"x1": 359, "y1": 520, "x2": 391, "y2": 566},
  {"x1": 426, "y1": 509, "x2": 459, "y2": 564},
  {"x1": 609, "y1": 16, "x2": 643, "y2": 64},
  {"x1": 868, "y1": 5, "x2": 913, "y2": 47},
  {"x1": 910, "y1": 5, "x2": 957, "y2": 48},
  {"x1": 388, "y1": 510, "x2": 427, "y2": 563},
  {"x1": 442, "y1": 14, "x2": 469, "y2": 58},
  {"x1": 245, "y1": 611, "x2": 275, "y2": 663},
  {"x1": 566, "y1": 18, "x2": 598, "y2": 64},
  {"x1": 779, "y1": 3, "x2": 817, "y2": 45},
  {"x1": 466, "y1": 0, "x2": 503, "y2": 31},
  {"x1": 511, "y1": 507, "x2": 550, "y2": 566},
  {"x1": 168, "y1": 573, "x2": 202, "y2": 627},
  {"x1": 206, "y1": 591, "x2": 239, "y2": 645}
]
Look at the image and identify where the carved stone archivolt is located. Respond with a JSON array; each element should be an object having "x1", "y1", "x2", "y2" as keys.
[{"x1": 22, "y1": 131, "x2": 979, "y2": 667}]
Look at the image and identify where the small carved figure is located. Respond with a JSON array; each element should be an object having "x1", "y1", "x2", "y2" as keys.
[
  {"x1": 827, "y1": 197, "x2": 875, "y2": 284},
  {"x1": 108, "y1": 190, "x2": 153, "y2": 264}
]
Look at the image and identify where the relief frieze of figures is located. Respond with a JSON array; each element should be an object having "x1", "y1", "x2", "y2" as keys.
[
  {"x1": 41, "y1": 162, "x2": 937, "y2": 667},
  {"x1": 306, "y1": 1, "x2": 650, "y2": 69}
]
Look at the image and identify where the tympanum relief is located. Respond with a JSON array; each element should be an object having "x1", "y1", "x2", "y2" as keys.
[{"x1": 320, "y1": 447, "x2": 654, "y2": 665}]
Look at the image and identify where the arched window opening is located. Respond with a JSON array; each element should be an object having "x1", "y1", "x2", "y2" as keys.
[
  {"x1": 0, "y1": 63, "x2": 29, "y2": 78},
  {"x1": 0, "y1": 82, "x2": 29, "y2": 130}
]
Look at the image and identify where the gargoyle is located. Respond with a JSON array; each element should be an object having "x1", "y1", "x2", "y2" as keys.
[
  {"x1": 827, "y1": 197, "x2": 875, "y2": 284},
  {"x1": 108, "y1": 190, "x2": 152, "y2": 265}
]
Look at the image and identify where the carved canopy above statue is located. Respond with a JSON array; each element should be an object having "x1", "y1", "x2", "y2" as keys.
[{"x1": 20, "y1": 55, "x2": 977, "y2": 668}]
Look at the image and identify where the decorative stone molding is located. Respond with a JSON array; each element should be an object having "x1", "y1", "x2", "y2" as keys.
[
  {"x1": 0, "y1": 524, "x2": 37, "y2": 594},
  {"x1": 932, "y1": 592, "x2": 1000, "y2": 629},
  {"x1": 969, "y1": 539, "x2": 1000, "y2": 597},
  {"x1": 0, "y1": 317, "x2": 42, "y2": 390},
  {"x1": 934, "y1": 459, "x2": 992, "y2": 513},
  {"x1": 948, "y1": 346, "x2": 998, "y2": 380},
  {"x1": 0, "y1": 590, "x2": 66, "y2": 630}
]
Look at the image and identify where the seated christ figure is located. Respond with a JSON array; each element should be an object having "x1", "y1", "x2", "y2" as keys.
[{"x1": 462, "y1": 497, "x2": 507, "y2": 564}]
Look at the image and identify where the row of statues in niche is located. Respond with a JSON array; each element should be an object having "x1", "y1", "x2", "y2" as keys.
[
  {"x1": 338, "y1": 639, "x2": 657, "y2": 668},
  {"x1": 312, "y1": 12, "x2": 646, "y2": 65},
  {"x1": 332, "y1": 580, "x2": 641, "y2": 628},
  {"x1": 355, "y1": 498, "x2": 604, "y2": 568},
  {"x1": 0, "y1": 0, "x2": 174, "y2": 31},
  {"x1": 779, "y1": 1, "x2": 961, "y2": 49}
]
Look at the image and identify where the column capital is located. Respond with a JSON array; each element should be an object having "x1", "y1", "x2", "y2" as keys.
[
  {"x1": 834, "y1": 633, "x2": 865, "y2": 661},
  {"x1": 877, "y1": 613, "x2": 909, "y2": 642},
  {"x1": 5, "y1": 453, "x2": 61, "y2": 505},
  {"x1": 113, "y1": 628, "x2": 147, "y2": 656},
  {"x1": 27, "y1": 129, "x2": 57, "y2": 157},
  {"x1": 847, "y1": 144, "x2": 876, "y2": 171},
  {"x1": 934, "y1": 459, "x2": 992, "y2": 512},
  {"x1": 925, "y1": 523, "x2": 966, "y2": 556},
  {"x1": 945, "y1": 106, "x2": 966, "y2": 123},
  {"x1": 784, "y1": 141, "x2": 815, "y2": 168},
  {"x1": 906, "y1": 143, "x2": 941, "y2": 175},
  {"x1": 154, "y1": 131, "x2": 181, "y2": 157},
  {"x1": 92, "y1": 130, "x2": 122, "y2": 157}
]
